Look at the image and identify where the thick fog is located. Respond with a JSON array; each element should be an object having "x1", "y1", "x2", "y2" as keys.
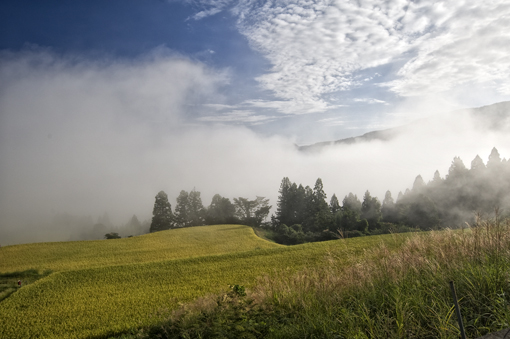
[{"x1": 1, "y1": 50, "x2": 510, "y2": 245}]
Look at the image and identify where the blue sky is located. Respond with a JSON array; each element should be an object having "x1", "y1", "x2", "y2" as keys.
[
  {"x1": 2, "y1": 0, "x2": 510, "y2": 243},
  {"x1": 4, "y1": 0, "x2": 508, "y2": 144}
]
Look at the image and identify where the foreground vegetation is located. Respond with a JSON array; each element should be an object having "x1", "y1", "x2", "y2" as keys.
[
  {"x1": 130, "y1": 216, "x2": 510, "y2": 338},
  {"x1": 0, "y1": 225, "x2": 402, "y2": 339},
  {"x1": 2, "y1": 217, "x2": 509, "y2": 338}
]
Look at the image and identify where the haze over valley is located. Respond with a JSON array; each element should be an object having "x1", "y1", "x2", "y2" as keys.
[{"x1": 1, "y1": 1, "x2": 510, "y2": 245}]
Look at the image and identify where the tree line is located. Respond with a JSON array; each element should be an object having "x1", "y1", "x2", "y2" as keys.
[
  {"x1": 150, "y1": 148, "x2": 510, "y2": 245},
  {"x1": 150, "y1": 190, "x2": 271, "y2": 233},
  {"x1": 271, "y1": 147, "x2": 510, "y2": 244}
]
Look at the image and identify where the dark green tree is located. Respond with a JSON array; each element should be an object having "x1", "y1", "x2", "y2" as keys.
[
  {"x1": 188, "y1": 189, "x2": 205, "y2": 226},
  {"x1": 381, "y1": 190, "x2": 398, "y2": 224},
  {"x1": 206, "y1": 194, "x2": 237, "y2": 225},
  {"x1": 329, "y1": 194, "x2": 341, "y2": 214},
  {"x1": 274, "y1": 177, "x2": 298, "y2": 227},
  {"x1": 342, "y1": 193, "x2": 362, "y2": 215},
  {"x1": 150, "y1": 191, "x2": 174, "y2": 232},
  {"x1": 174, "y1": 190, "x2": 189, "y2": 227},
  {"x1": 361, "y1": 190, "x2": 382, "y2": 231},
  {"x1": 341, "y1": 193, "x2": 362, "y2": 232},
  {"x1": 309, "y1": 178, "x2": 332, "y2": 232},
  {"x1": 105, "y1": 232, "x2": 121, "y2": 239}
]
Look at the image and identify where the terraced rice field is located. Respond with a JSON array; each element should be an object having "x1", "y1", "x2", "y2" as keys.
[{"x1": 0, "y1": 225, "x2": 403, "y2": 338}]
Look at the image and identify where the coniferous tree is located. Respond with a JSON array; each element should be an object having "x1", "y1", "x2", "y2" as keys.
[
  {"x1": 310, "y1": 178, "x2": 332, "y2": 232},
  {"x1": 329, "y1": 194, "x2": 341, "y2": 214},
  {"x1": 295, "y1": 184, "x2": 309, "y2": 225},
  {"x1": 342, "y1": 193, "x2": 362, "y2": 215},
  {"x1": 381, "y1": 190, "x2": 398, "y2": 224},
  {"x1": 301, "y1": 185, "x2": 315, "y2": 231},
  {"x1": 487, "y1": 147, "x2": 502, "y2": 170},
  {"x1": 274, "y1": 177, "x2": 298, "y2": 227},
  {"x1": 361, "y1": 190, "x2": 382, "y2": 231},
  {"x1": 125, "y1": 215, "x2": 143, "y2": 236},
  {"x1": 412, "y1": 175, "x2": 426, "y2": 193},
  {"x1": 471, "y1": 155, "x2": 486, "y2": 172},
  {"x1": 396, "y1": 191, "x2": 404, "y2": 202},
  {"x1": 429, "y1": 170, "x2": 443, "y2": 187},
  {"x1": 341, "y1": 193, "x2": 362, "y2": 232},
  {"x1": 446, "y1": 156, "x2": 468, "y2": 181},
  {"x1": 150, "y1": 191, "x2": 174, "y2": 232},
  {"x1": 188, "y1": 189, "x2": 205, "y2": 226},
  {"x1": 174, "y1": 190, "x2": 189, "y2": 227}
]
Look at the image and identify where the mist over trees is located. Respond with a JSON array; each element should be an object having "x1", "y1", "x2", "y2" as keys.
[
  {"x1": 270, "y1": 148, "x2": 510, "y2": 245},
  {"x1": 19, "y1": 148, "x2": 506, "y2": 245},
  {"x1": 393, "y1": 147, "x2": 510, "y2": 228}
]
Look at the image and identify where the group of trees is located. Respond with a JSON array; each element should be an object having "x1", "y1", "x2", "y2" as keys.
[
  {"x1": 271, "y1": 148, "x2": 510, "y2": 244},
  {"x1": 387, "y1": 147, "x2": 510, "y2": 228},
  {"x1": 149, "y1": 190, "x2": 271, "y2": 233},
  {"x1": 150, "y1": 148, "x2": 510, "y2": 246},
  {"x1": 271, "y1": 177, "x2": 389, "y2": 244}
]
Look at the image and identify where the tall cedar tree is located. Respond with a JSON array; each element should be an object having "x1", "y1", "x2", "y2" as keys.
[
  {"x1": 187, "y1": 189, "x2": 205, "y2": 226},
  {"x1": 150, "y1": 191, "x2": 173, "y2": 232},
  {"x1": 174, "y1": 190, "x2": 189, "y2": 227},
  {"x1": 310, "y1": 178, "x2": 332, "y2": 232},
  {"x1": 275, "y1": 177, "x2": 294, "y2": 227},
  {"x1": 361, "y1": 190, "x2": 382, "y2": 231}
]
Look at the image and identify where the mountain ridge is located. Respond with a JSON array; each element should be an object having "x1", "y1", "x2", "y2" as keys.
[{"x1": 299, "y1": 101, "x2": 510, "y2": 153}]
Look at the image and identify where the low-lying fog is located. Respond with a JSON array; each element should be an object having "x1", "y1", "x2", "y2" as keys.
[{"x1": 1, "y1": 50, "x2": 509, "y2": 245}]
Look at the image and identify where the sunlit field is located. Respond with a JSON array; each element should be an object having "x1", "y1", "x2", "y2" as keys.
[
  {"x1": 0, "y1": 225, "x2": 404, "y2": 339},
  {"x1": 0, "y1": 224, "x2": 281, "y2": 272}
]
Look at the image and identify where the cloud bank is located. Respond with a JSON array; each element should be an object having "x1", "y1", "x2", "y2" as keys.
[
  {"x1": 1, "y1": 49, "x2": 510, "y2": 245},
  {"x1": 190, "y1": 0, "x2": 510, "y2": 113}
]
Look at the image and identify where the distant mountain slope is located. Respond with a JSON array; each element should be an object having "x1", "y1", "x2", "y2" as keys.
[{"x1": 299, "y1": 101, "x2": 510, "y2": 152}]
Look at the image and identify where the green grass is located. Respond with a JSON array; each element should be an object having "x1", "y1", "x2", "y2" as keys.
[
  {"x1": 0, "y1": 225, "x2": 407, "y2": 339},
  {"x1": 140, "y1": 219, "x2": 510, "y2": 339},
  {"x1": 0, "y1": 225, "x2": 282, "y2": 272}
]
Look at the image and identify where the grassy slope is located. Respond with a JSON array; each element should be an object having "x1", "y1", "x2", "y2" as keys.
[
  {"x1": 0, "y1": 226, "x2": 407, "y2": 339},
  {"x1": 138, "y1": 224, "x2": 510, "y2": 339},
  {"x1": 0, "y1": 225, "x2": 281, "y2": 272}
]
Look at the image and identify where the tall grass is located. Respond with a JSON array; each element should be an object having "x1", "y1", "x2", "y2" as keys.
[{"x1": 148, "y1": 217, "x2": 510, "y2": 338}]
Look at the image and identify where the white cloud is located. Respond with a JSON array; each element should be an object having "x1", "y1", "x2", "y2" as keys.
[
  {"x1": 317, "y1": 117, "x2": 345, "y2": 126},
  {"x1": 242, "y1": 99, "x2": 333, "y2": 114},
  {"x1": 225, "y1": 0, "x2": 510, "y2": 110},
  {"x1": 188, "y1": 0, "x2": 234, "y2": 20},
  {"x1": 197, "y1": 110, "x2": 278, "y2": 124},
  {"x1": 354, "y1": 98, "x2": 387, "y2": 105},
  {"x1": 1, "y1": 48, "x2": 510, "y2": 246}
]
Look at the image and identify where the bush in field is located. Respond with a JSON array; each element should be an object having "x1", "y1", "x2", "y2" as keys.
[{"x1": 105, "y1": 232, "x2": 121, "y2": 239}]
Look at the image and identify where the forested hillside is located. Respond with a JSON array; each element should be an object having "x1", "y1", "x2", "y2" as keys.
[{"x1": 269, "y1": 147, "x2": 510, "y2": 244}]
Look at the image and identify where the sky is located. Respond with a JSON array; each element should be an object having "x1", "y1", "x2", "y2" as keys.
[{"x1": 1, "y1": 0, "x2": 510, "y2": 244}]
